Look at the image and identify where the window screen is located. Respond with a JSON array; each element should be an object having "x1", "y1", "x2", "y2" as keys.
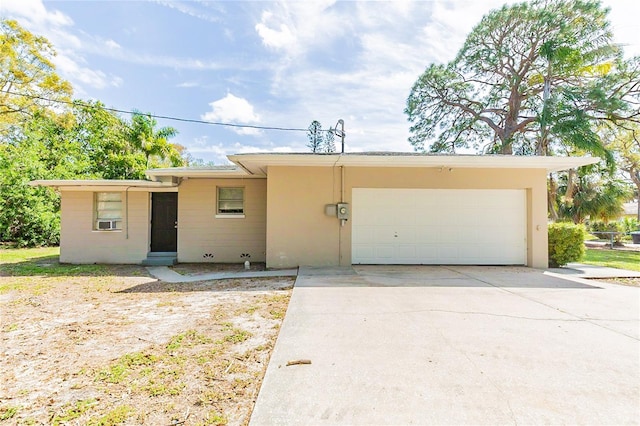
[
  {"x1": 217, "y1": 187, "x2": 244, "y2": 214},
  {"x1": 94, "y1": 192, "x2": 122, "y2": 230}
]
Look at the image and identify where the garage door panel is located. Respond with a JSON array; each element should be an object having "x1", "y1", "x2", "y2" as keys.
[
  {"x1": 437, "y1": 244, "x2": 461, "y2": 259},
  {"x1": 414, "y1": 226, "x2": 438, "y2": 240},
  {"x1": 375, "y1": 246, "x2": 394, "y2": 259},
  {"x1": 393, "y1": 215, "x2": 415, "y2": 227},
  {"x1": 355, "y1": 227, "x2": 377, "y2": 244},
  {"x1": 415, "y1": 197, "x2": 439, "y2": 209},
  {"x1": 416, "y1": 245, "x2": 438, "y2": 259},
  {"x1": 356, "y1": 213, "x2": 382, "y2": 227},
  {"x1": 396, "y1": 245, "x2": 416, "y2": 259},
  {"x1": 353, "y1": 245, "x2": 374, "y2": 260},
  {"x1": 455, "y1": 214, "x2": 478, "y2": 227},
  {"x1": 395, "y1": 227, "x2": 416, "y2": 243},
  {"x1": 373, "y1": 227, "x2": 394, "y2": 244},
  {"x1": 352, "y1": 188, "x2": 526, "y2": 265},
  {"x1": 458, "y1": 245, "x2": 484, "y2": 258}
]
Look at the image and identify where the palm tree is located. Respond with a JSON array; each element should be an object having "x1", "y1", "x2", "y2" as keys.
[
  {"x1": 556, "y1": 165, "x2": 632, "y2": 224},
  {"x1": 128, "y1": 111, "x2": 182, "y2": 168}
]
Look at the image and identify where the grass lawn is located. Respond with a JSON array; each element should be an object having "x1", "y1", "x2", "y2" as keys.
[
  {"x1": 1, "y1": 246, "x2": 293, "y2": 425},
  {"x1": 582, "y1": 248, "x2": 640, "y2": 272},
  {"x1": 0, "y1": 246, "x2": 109, "y2": 278},
  {"x1": 0, "y1": 246, "x2": 60, "y2": 263}
]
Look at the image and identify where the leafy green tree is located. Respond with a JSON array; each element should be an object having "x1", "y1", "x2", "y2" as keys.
[
  {"x1": 555, "y1": 163, "x2": 632, "y2": 224},
  {"x1": 0, "y1": 19, "x2": 72, "y2": 138},
  {"x1": 0, "y1": 113, "x2": 68, "y2": 246},
  {"x1": 127, "y1": 111, "x2": 183, "y2": 168},
  {"x1": 72, "y1": 101, "x2": 147, "y2": 179},
  {"x1": 405, "y1": 0, "x2": 639, "y2": 159},
  {"x1": 602, "y1": 123, "x2": 640, "y2": 219},
  {"x1": 0, "y1": 21, "x2": 194, "y2": 246}
]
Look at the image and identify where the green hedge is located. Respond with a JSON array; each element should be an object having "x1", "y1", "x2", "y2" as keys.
[
  {"x1": 589, "y1": 220, "x2": 623, "y2": 243},
  {"x1": 548, "y1": 222, "x2": 586, "y2": 268}
]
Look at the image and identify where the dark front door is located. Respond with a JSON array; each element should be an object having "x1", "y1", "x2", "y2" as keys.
[{"x1": 151, "y1": 192, "x2": 178, "y2": 252}]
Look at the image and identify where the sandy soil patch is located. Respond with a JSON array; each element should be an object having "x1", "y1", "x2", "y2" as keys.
[
  {"x1": 0, "y1": 266, "x2": 293, "y2": 425},
  {"x1": 171, "y1": 263, "x2": 268, "y2": 275},
  {"x1": 592, "y1": 277, "x2": 640, "y2": 287}
]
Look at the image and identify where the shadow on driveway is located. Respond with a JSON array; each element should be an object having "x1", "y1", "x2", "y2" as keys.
[{"x1": 297, "y1": 265, "x2": 600, "y2": 289}]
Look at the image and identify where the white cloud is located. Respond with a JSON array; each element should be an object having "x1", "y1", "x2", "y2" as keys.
[
  {"x1": 154, "y1": 0, "x2": 221, "y2": 23},
  {"x1": 181, "y1": 138, "x2": 295, "y2": 165},
  {"x1": 254, "y1": 0, "x2": 342, "y2": 57},
  {"x1": 177, "y1": 81, "x2": 199, "y2": 88},
  {"x1": 1, "y1": 0, "x2": 122, "y2": 91},
  {"x1": 0, "y1": 0, "x2": 73, "y2": 27},
  {"x1": 255, "y1": 11, "x2": 296, "y2": 50},
  {"x1": 53, "y1": 54, "x2": 115, "y2": 90},
  {"x1": 104, "y1": 39, "x2": 121, "y2": 50},
  {"x1": 602, "y1": 0, "x2": 640, "y2": 57},
  {"x1": 253, "y1": 0, "x2": 546, "y2": 154},
  {"x1": 201, "y1": 94, "x2": 262, "y2": 136}
]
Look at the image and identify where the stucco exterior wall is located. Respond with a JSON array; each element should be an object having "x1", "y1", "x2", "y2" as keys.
[
  {"x1": 177, "y1": 178, "x2": 267, "y2": 263},
  {"x1": 59, "y1": 191, "x2": 150, "y2": 264},
  {"x1": 266, "y1": 166, "x2": 549, "y2": 268},
  {"x1": 266, "y1": 167, "x2": 341, "y2": 268}
]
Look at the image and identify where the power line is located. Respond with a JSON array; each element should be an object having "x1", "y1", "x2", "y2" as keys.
[{"x1": 1, "y1": 89, "x2": 332, "y2": 133}]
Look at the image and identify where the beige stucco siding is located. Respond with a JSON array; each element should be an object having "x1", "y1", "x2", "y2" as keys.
[
  {"x1": 266, "y1": 166, "x2": 549, "y2": 268},
  {"x1": 59, "y1": 191, "x2": 150, "y2": 264},
  {"x1": 177, "y1": 178, "x2": 267, "y2": 263},
  {"x1": 267, "y1": 167, "x2": 341, "y2": 268}
]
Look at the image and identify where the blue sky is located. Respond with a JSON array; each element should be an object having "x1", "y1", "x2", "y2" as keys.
[{"x1": 2, "y1": 0, "x2": 639, "y2": 164}]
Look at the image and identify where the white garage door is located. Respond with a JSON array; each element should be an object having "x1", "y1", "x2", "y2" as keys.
[{"x1": 352, "y1": 189, "x2": 526, "y2": 265}]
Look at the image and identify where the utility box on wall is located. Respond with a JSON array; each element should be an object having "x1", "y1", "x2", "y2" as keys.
[
  {"x1": 324, "y1": 203, "x2": 349, "y2": 220},
  {"x1": 337, "y1": 203, "x2": 349, "y2": 220},
  {"x1": 325, "y1": 204, "x2": 337, "y2": 217}
]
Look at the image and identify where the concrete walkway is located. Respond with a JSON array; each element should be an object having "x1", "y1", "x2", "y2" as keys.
[
  {"x1": 250, "y1": 265, "x2": 639, "y2": 425},
  {"x1": 146, "y1": 266, "x2": 298, "y2": 283},
  {"x1": 548, "y1": 262, "x2": 640, "y2": 278}
]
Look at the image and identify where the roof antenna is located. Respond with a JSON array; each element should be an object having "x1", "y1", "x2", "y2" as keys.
[{"x1": 331, "y1": 119, "x2": 345, "y2": 153}]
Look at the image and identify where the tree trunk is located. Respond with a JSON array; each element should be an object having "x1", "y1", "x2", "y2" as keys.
[
  {"x1": 630, "y1": 169, "x2": 640, "y2": 221},
  {"x1": 500, "y1": 141, "x2": 513, "y2": 155},
  {"x1": 548, "y1": 174, "x2": 558, "y2": 221},
  {"x1": 536, "y1": 64, "x2": 552, "y2": 156},
  {"x1": 564, "y1": 168, "x2": 577, "y2": 204}
]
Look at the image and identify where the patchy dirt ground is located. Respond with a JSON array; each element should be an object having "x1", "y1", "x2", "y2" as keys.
[
  {"x1": 593, "y1": 277, "x2": 640, "y2": 287},
  {"x1": 0, "y1": 263, "x2": 294, "y2": 425},
  {"x1": 171, "y1": 263, "x2": 268, "y2": 275}
]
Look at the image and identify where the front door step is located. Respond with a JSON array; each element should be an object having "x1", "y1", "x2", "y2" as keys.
[{"x1": 142, "y1": 252, "x2": 177, "y2": 266}]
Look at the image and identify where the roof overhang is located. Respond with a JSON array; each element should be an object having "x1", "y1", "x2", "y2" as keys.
[
  {"x1": 227, "y1": 153, "x2": 601, "y2": 176},
  {"x1": 145, "y1": 166, "x2": 258, "y2": 180},
  {"x1": 29, "y1": 179, "x2": 178, "y2": 192},
  {"x1": 29, "y1": 154, "x2": 602, "y2": 188}
]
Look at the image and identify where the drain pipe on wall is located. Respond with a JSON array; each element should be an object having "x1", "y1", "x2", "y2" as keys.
[
  {"x1": 341, "y1": 165, "x2": 345, "y2": 210},
  {"x1": 331, "y1": 120, "x2": 347, "y2": 264},
  {"x1": 125, "y1": 186, "x2": 132, "y2": 239}
]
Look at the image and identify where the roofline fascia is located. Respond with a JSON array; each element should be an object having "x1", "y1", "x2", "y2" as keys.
[
  {"x1": 29, "y1": 180, "x2": 178, "y2": 189},
  {"x1": 226, "y1": 154, "x2": 601, "y2": 173},
  {"x1": 145, "y1": 167, "x2": 259, "y2": 180}
]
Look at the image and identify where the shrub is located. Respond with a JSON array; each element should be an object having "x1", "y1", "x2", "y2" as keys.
[
  {"x1": 548, "y1": 222, "x2": 586, "y2": 268},
  {"x1": 588, "y1": 220, "x2": 623, "y2": 243},
  {"x1": 621, "y1": 217, "x2": 639, "y2": 234}
]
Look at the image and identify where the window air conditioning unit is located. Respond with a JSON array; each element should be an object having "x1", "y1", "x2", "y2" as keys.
[{"x1": 97, "y1": 220, "x2": 117, "y2": 230}]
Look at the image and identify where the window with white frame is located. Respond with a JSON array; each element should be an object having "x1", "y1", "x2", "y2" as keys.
[
  {"x1": 94, "y1": 192, "x2": 123, "y2": 230},
  {"x1": 217, "y1": 187, "x2": 244, "y2": 216}
]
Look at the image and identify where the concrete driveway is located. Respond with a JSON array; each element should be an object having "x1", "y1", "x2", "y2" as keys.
[{"x1": 250, "y1": 265, "x2": 640, "y2": 425}]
